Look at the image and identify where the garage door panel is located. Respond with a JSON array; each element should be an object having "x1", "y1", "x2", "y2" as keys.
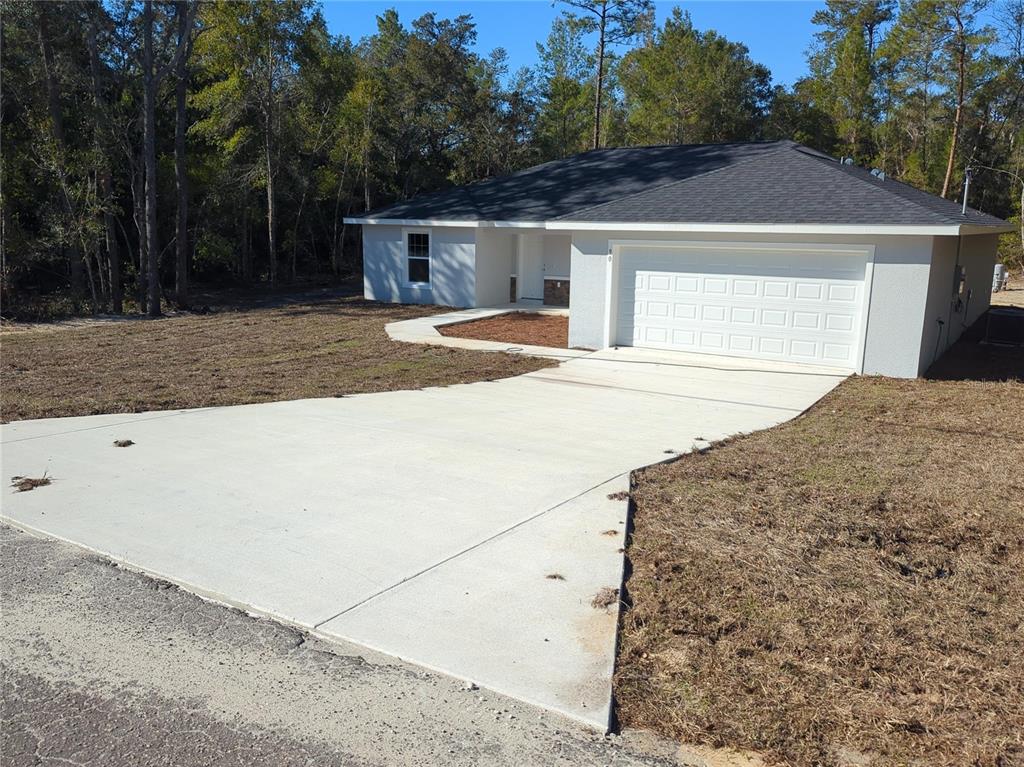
[
  {"x1": 823, "y1": 343, "x2": 854, "y2": 361},
  {"x1": 616, "y1": 245, "x2": 866, "y2": 369},
  {"x1": 729, "y1": 335, "x2": 755, "y2": 352},
  {"x1": 731, "y1": 307, "x2": 757, "y2": 324},
  {"x1": 825, "y1": 313, "x2": 855, "y2": 331},
  {"x1": 792, "y1": 311, "x2": 821, "y2": 330},
  {"x1": 674, "y1": 303, "x2": 697, "y2": 320},
  {"x1": 704, "y1": 278, "x2": 728, "y2": 294},
  {"x1": 828, "y1": 284, "x2": 858, "y2": 302},
  {"x1": 672, "y1": 329, "x2": 696, "y2": 346},
  {"x1": 702, "y1": 305, "x2": 727, "y2": 321},
  {"x1": 790, "y1": 340, "x2": 819, "y2": 359}
]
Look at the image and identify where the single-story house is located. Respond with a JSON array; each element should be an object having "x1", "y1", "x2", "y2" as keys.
[{"x1": 345, "y1": 141, "x2": 1012, "y2": 378}]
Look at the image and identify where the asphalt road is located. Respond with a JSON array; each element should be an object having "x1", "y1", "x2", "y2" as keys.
[{"x1": 0, "y1": 525, "x2": 687, "y2": 767}]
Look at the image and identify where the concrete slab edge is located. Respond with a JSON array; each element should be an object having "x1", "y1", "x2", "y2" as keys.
[
  {"x1": 315, "y1": 625, "x2": 613, "y2": 732},
  {"x1": 0, "y1": 512, "x2": 615, "y2": 732}
]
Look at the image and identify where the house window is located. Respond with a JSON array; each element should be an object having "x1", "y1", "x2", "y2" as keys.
[{"x1": 407, "y1": 232, "x2": 430, "y2": 284}]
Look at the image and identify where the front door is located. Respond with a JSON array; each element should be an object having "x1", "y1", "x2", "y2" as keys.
[{"x1": 517, "y1": 234, "x2": 545, "y2": 301}]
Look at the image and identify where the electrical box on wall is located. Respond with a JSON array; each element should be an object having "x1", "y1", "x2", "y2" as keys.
[
  {"x1": 952, "y1": 264, "x2": 967, "y2": 313},
  {"x1": 953, "y1": 264, "x2": 967, "y2": 297}
]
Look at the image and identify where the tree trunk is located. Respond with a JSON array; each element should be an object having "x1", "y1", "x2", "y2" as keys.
[
  {"x1": 1019, "y1": 180, "x2": 1024, "y2": 275},
  {"x1": 87, "y1": 18, "x2": 122, "y2": 314},
  {"x1": 131, "y1": 162, "x2": 147, "y2": 311},
  {"x1": 240, "y1": 203, "x2": 251, "y2": 281},
  {"x1": 36, "y1": 6, "x2": 84, "y2": 306},
  {"x1": 143, "y1": 0, "x2": 161, "y2": 317},
  {"x1": 264, "y1": 28, "x2": 277, "y2": 286},
  {"x1": 82, "y1": 242, "x2": 100, "y2": 311},
  {"x1": 265, "y1": 122, "x2": 277, "y2": 285},
  {"x1": 592, "y1": 8, "x2": 607, "y2": 150},
  {"x1": 102, "y1": 171, "x2": 122, "y2": 313},
  {"x1": 330, "y1": 150, "x2": 350, "y2": 275},
  {"x1": 291, "y1": 180, "x2": 308, "y2": 283},
  {"x1": 174, "y1": 0, "x2": 190, "y2": 307},
  {"x1": 941, "y1": 22, "x2": 967, "y2": 199}
]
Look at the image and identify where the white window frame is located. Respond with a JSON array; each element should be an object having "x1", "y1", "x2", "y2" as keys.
[{"x1": 403, "y1": 227, "x2": 432, "y2": 287}]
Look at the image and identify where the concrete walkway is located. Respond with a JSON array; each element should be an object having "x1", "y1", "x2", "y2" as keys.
[
  {"x1": 386, "y1": 304, "x2": 589, "y2": 361},
  {"x1": 1, "y1": 347, "x2": 846, "y2": 730}
]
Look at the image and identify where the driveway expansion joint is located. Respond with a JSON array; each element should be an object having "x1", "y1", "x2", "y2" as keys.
[{"x1": 311, "y1": 469, "x2": 632, "y2": 629}]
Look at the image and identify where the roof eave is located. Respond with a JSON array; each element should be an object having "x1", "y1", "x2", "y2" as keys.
[
  {"x1": 343, "y1": 218, "x2": 1015, "y2": 236},
  {"x1": 545, "y1": 221, "x2": 1015, "y2": 236},
  {"x1": 343, "y1": 217, "x2": 481, "y2": 227}
]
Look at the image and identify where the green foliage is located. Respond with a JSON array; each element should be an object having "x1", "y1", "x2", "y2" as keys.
[
  {"x1": 618, "y1": 8, "x2": 771, "y2": 145},
  {"x1": 193, "y1": 231, "x2": 236, "y2": 283},
  {"x1": 533, "y1": 16, "x2": 595, "y2": 158}
]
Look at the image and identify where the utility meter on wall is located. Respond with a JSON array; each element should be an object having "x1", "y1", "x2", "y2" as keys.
[{"x1": 952, "y1": 264, "x2": 968, "y2": 312}]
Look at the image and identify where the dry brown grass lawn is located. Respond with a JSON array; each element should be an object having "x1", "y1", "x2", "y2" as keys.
[
  {"x1": 0, "y1": 297, "x2": 554, "y2": 422},
  {"x1": 617, "y1": 339, "x2": 1024, "y2": 766},
  {"x1": 991, "y1": 277, "x2": 1024, "y2": 308},
  {"x1": 438, "y1": 312, "x2": 569, "y2": 348}
]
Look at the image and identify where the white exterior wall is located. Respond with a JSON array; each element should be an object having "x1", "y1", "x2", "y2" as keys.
[
  {"x1": 569, "y1": 232, "x2": 613, "y2": 349},
  {"x1": 857, "y1": 236, "x2": 933, "y2": 377},
  {"x1": 568, "y1": 230, "x2": 936, "y2": 377},
  {"x1": 919, "y1": 234, "x2": 998, "y2": 372},
  {"x1": 475, "y1": 228, "x2": 515, "y2": 306},
  {"x1": 362, "y1": 225, "x2": 476, "y2": 307}
]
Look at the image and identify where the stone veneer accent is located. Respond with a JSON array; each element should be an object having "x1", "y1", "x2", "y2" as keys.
[{"x1": 543, "y1": 278, "x2": 570, "y2": 307}]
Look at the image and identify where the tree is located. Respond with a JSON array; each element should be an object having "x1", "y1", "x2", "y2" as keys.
[
  {"x1": 193, "y1": 0, "x2": 318, "y2": 284},
  {"x1": 533, "y1": 15, "x2": 594, "y2": 159},
  {"x1": 886, "y1": 0, "x2": 995, "y2": 198},
  {"x1": 763, "y1": 81, "x2": 837, "y2": 151},
  {"x1": 832, "y1": 26, "x2": 874, "y2": 159},
  {"x1": 618, "y1": 8, "x2": 771, "y2": 145},
  {"x1": 139, "y1": 0, "x2": 197, "y2": 317},
  {"x1": 810, "y1": 1, "x2": 895, "y2": 64},
  {"x1": 174, "y1": 0, "x2": 198, "y2": 306},
  {"x1": 805, "y1": 1, "x2": 894, "y2": 162},
  {"x1": 85, "y1": 3, "x2": 124, "y2": 314},
  {"x1": 34, "y1": 3, "x2": 85, "y2": 306},
  {"x1": 557, "y1": 0, "x2": 653, "y2": 148}
]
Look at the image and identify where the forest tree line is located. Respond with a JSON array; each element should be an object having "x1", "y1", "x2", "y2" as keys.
[{"x1": 2, "y1": 0, "x2": 1022, "y2": 319}]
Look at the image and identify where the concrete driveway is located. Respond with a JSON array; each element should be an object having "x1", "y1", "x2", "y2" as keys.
[{"x1": 1, "y1": 347, "x2": 846, "y2": 730}]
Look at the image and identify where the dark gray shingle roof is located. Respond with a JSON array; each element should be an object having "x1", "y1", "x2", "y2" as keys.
[{"x1": 361, "y1": 141, "x2": 1008, "y2": 228}]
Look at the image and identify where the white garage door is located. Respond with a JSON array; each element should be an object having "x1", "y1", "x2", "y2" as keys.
[{"x1": 616, "y1": 244, "x2": 868, "y2": 368}]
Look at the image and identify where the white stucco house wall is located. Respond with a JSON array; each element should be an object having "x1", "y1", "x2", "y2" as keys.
[{"x1": 346, "y1": 141, "x2": 1011, "y2": 378}]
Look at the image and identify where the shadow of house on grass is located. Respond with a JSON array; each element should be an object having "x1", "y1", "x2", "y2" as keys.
[{"x1": 926, "y1": 308, "x2": 1024, "y2": 383}]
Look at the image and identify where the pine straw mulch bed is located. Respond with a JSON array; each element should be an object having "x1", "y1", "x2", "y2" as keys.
[
  {"x1": 616, "y1": 344, "x2": 1024, "y2": 765},
  {"x1": 0, "y1": 298, "x2": 555, "y2": 422},
  {"x1": 437, "y1": 312, "x2": 569, "y2": 348}
]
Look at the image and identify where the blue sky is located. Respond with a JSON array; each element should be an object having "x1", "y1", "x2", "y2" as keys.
[{"x1": 320, "y1": 1, "x2": 829, "y2": 88}]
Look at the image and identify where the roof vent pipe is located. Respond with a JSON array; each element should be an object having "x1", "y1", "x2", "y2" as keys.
[
  {"x1": 843, "y1": 157, "x2": 854, "y2": 166},
  {"x1": 962, "y1": 167, "x2": 973, "y2": 215}
]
